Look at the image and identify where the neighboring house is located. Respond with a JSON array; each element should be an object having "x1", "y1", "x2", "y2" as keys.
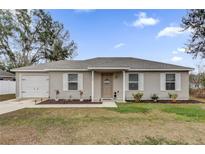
[
  {"x1": 0, "y1": 69, "x2": 15, "y2": 81},
  {"x1": 11, "y1": 57, "x2": 192, "y2": 101},
  {"x1": 189, "y1": 74, "x2": 205, "y2": 89},
  {"x1": 0, "y1": 69, "x2": 16, "y2": 94},
  {"x1": 190, "y1": 81, "x2": 204, "y2": 89}
]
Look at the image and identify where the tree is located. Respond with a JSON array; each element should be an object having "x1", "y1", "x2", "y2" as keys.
[
  {"x1": 0, "y1": 9, "x2": 77, "y2": 71},
  {"x1": 181, "y1": 9, "x2": 205, "y2": 58}
]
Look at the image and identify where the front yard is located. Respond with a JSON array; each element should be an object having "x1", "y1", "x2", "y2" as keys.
[{"x1": 1, "y1": 102, "x2": 205, "y2": 144}]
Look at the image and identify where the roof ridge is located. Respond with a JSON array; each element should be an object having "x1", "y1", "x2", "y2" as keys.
[
  {"x1": 84, "y1": 57, "x2": 192, "y2": 69},
  {"x1": 11, "y1": 57, "x2": 193, "y2": 72}
]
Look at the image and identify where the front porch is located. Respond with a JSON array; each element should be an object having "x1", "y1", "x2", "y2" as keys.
[{"x1": 90, "y1": 67, "x2": 128, "y2": 102}]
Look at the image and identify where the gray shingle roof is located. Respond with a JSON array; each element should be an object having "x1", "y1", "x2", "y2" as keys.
[
  {"x1": 0, "y1": 69, "x2": 15, "y2": 77},
  {"x1": 11, "y1": 57, "x2": 193, "y2": 72}
]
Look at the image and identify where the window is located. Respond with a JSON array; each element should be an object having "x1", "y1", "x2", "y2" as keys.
[
  {"x1": 68, "y1": 74, "x2": 78, "y2": 90},
  {"x1": 166, "y1": 74, "x2": 175, "y2": 90},
  {"x1": 128, "y1": 74, "x2": 138, "y2": 90}
]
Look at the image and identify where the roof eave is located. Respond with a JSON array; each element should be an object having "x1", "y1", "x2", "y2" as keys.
[
  {"x1": 11, "y1": 68, "x2": 88, "y2": 72},
  {"x1": 128, "y1": 68, "x2": 193, "y2": 71},
  {"x1": 11, "y1": 68, "x2": 193, "y2": 72},
  {"x1": 0, "y1": 75, "x2": 15, "y2": 77}
]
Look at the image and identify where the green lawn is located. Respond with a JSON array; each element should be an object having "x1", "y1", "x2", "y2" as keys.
[
  {"x1": 116, "y1": 103, "x2": 205, "y2": 121},
  {"x1": 0, "y1": 94, "x2": 15, "y2": 101},
  {"x1": 1, "y1": 102, "x2": 205, "y2": 144}
]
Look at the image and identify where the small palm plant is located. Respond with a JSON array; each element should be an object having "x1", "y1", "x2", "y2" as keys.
[
  {"x1": 168, "y1": 93, "x2": 178, "y2": 103},
  {"x1": 151, "y1": 94, "x2": 159, "y2": 102}
]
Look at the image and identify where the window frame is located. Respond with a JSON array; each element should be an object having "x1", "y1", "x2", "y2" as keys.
[
  {"x1": 67, "y1": 73, "x2": 78, "y2": 91},
  {"x1": 165, "y1": 73, "x2": 176, "y2": 91},
  {"x1": 128, "y1": 73, "x2": 139, "y2": 91}
]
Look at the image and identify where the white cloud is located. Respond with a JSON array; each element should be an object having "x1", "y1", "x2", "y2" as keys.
[
  {"x1": 157, "y1": 26, "x2": 186, "y2": 38},
  {"x1": 132, "y1": 12, "x2": 159, "y2": 28},
  {"x1": 171, "y1": 56, "x2": 183, "y2": 62},
  {"x1": 177, "y1": 48, "x2": 186, "y2": 53},
  {"x1": 171, "y1": 48, "x2": 186, "y2": 55},
  {"x1": 172, "y1": 51, "x2": 178, "y2": 54},
  {"x1": 114, "y1": 43, "x2": 125, "y2": 49}
]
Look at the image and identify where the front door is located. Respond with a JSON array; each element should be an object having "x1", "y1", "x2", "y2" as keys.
[{"x1": 102, "y1": 73, "x2": 113, "y2": 98}]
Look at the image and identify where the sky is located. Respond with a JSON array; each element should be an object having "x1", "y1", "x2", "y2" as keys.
[{"x1": 48, "y1": 9, "x2": 204, "y2": 71}]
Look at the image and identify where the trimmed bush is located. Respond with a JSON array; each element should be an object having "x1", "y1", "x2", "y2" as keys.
[{"x1": 132, "y1": 92, "x2": 143, "y2": 102}]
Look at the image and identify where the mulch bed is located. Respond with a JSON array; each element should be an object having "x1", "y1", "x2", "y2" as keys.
[
  {"x1": 38, "y1": 99, "x2": 102, "y2": 105},
  {"x1": 126, "y1": 100, "x2": 204, "y2": 104}
]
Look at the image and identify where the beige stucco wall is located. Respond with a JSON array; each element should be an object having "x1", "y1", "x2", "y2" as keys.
[
  {"x1": 93, "y1": 72, "x2": 101, "y2": 101},
  {"x1": 49, "y1": 71, "x2": 123, "y2": 101},
  {"x1": 15, "y1": 72, "x2": 20, "y2": 98},
  {"x1": 125, "y1": 71, "x2": 189, "y2": 100},
  {"x1": 15, "y1": 71, "x2": 189, "y2": 100},
  {"x1": 113, "y1": 72, "x2": 123, "y2": 100},
  {"x1": 49, "y1": 71, "x2": 92, "y2": 100}
]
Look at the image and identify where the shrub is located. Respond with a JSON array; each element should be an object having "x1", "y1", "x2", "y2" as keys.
[
  {"x1": 132, "y1": 92, "x2": 143, "y2": 102},
  {"x1": 151, "y1": 94, "x2": 159, "y2": 102},
  {"x1": 168, "y1": 93, "x2": 178, "y2": 102}
]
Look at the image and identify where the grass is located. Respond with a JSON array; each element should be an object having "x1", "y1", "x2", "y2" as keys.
[
  {"x1": 1, "y1": 102, "x2": 205, "y2": 144},
  {"x1": 128, "y1": 136, "x2": 187, "y2": 145},
  {"x1": 115, "y1": 102, "x2": 205, "y2": 121},
  {"x1": 162, "y1": 106, "x2": 205, "y2": 121},
  {"x1": 0, "y1": 94, "x2": 15, "y2": 101},
  {"x1": 115, "y1": 103, "x2": 151, "y2": 113}
]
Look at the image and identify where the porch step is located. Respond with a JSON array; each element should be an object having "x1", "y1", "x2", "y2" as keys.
[{"x1": 101, "y1": 98, "x2": 114, "y2": 102}]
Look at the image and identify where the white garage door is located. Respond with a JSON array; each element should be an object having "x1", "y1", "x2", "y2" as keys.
[{"x1": 21, "y1": 76, "x2": 49, "y2": 98}]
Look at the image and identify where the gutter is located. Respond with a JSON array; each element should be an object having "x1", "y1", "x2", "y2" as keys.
[
  {"x1": 128, "y1": 68, "x2": 193, "y2": 71},
  {"x1": 11, "y1": 68, "x2": 193, "y2": 72},
  {"x1": 11, "y1": 68, "x2": 88, "y2": 72}
]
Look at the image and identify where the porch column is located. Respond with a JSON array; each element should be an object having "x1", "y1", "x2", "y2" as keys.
[
  {"x1": 91, "y1": 70, "x2": 94, "y2": 102},
  {"x1": 122, "y1": 70, "x2": 125, "y2": 102}
]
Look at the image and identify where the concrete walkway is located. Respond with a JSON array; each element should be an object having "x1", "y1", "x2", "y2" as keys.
[
  {"x1": 0, "y1": 99, "x2": 117, "y2": 115},
  {"x1": 31, "y1": 101, "x2": 117, "y2": 108}
]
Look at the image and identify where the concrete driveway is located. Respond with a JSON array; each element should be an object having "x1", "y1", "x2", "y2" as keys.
[
  {"x1": 0, "y1": 99, "x2": 117, "y2": 115},
  {"x1": 0, "y1": 99, "x2": 35, "y2": 115}
]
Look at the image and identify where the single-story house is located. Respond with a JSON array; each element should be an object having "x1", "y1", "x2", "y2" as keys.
[
  {"x1": 11, "y1": 57, "x2": 192, "y2": 101},
  {"x1": 0, "y1": 69, "x2": 15, "y2": 81}
]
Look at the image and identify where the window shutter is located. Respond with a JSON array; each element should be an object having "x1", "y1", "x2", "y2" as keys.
[
  {"x1": 139, "y1": 73, "x2": 144, "y2": 91},
  {"x1": 63, "y1": 73, "x2": 68, "y2": 91},
  {"x1": 78, "y1": 73, "x2": 83, "y2": 90},
  {"x1": 125, "y1": 73, "x2": 129, "y2": 90},
  {"x1": 160, "y1": 73, "x2": 166, "y2": 91},
  {"x1": 175, "y1": 73, "x2": 181, "y2": 91}
]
